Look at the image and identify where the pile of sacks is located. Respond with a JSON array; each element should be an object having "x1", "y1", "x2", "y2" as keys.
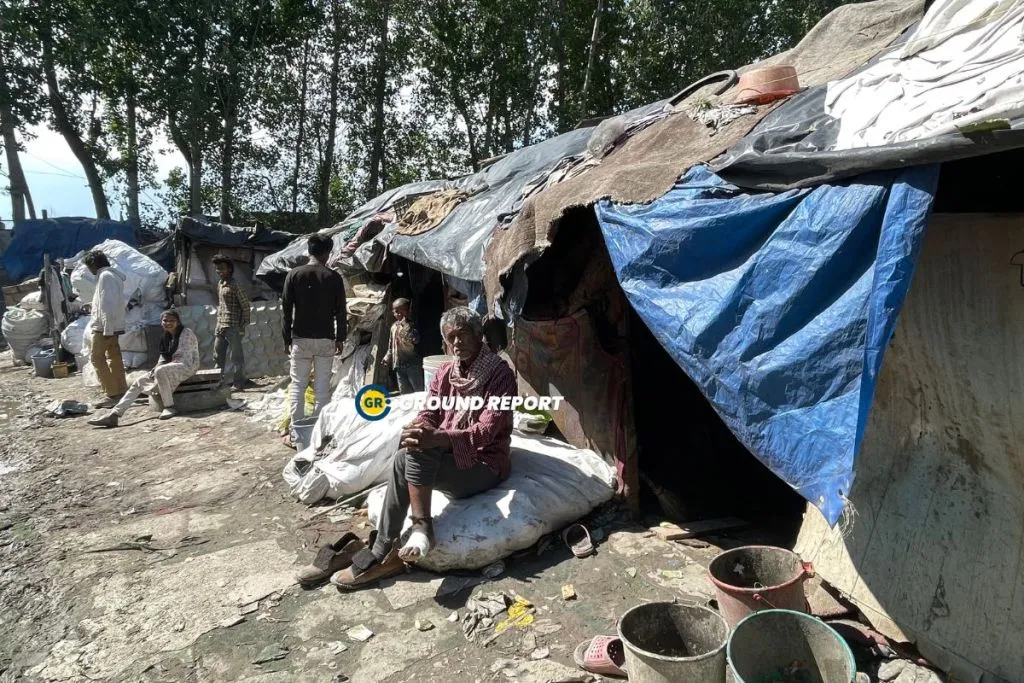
[
  {"x1": 2, "y1": 291, "x2": 50, "y2": 365},
  {"x1": 61, "y1": 240, "x2": 168, "y2": 379}
]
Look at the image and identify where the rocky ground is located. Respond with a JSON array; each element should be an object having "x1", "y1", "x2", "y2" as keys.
[{"x1": 0, "y1": 355, "x2": 946, "y2": 683}]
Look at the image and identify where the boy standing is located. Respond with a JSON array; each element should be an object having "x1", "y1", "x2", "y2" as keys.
[
  {"x1": 213, "y1": 254, "x2": 251, "y2": 390},
  {"x1": 381, "y1": 298, "x2": 423, "y2": 394},
  {"x1": 282, "y1": 235, "x2": 346, "y2": 445}
]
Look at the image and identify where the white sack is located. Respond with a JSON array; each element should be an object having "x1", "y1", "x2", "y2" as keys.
[
  {"x1": 18, "y1": 291, "x2": 45, "y2": 311},
  {"x1": 2, "y1": 307, "x2": 49, "y2": 365},
  {"x1": 60, "y1": 316, "x2": 90, "y2": 355},
  {"x1": 70, "y1": 239, "x2": 167, "y2": 306},
  {"x1": 368, "y1": 432, "x2": 617, "y2": 571},
  {"x1": 282, "y1": 390, "x2": 424, "y2": 504},
  {"x1": 331, "y1": 344, "x2": 372, "y2": 399}
]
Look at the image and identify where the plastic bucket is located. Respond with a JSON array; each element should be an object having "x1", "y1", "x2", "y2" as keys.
[
  {"x1": 31, "y1": 349, "x2": 55, "y2": 379},
  {"x1": 708, "y1": 545, "x2": 811, "y2": 629},
  {"x1": 292, "y1": 417, "x2": 318, "y2": 452},
  {"x1": 617, "y1": 602, "x2": 728, "y2": 683},
  {"x1": 728, "y1": 609, "x2": 856, "y2": 683},
  {"x1": 422, "y1": 355, "x2": 453, "y2": 389}
]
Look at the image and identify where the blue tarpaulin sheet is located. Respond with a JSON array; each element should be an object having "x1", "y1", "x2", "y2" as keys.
[
  {"x1": 595, "y1": 164, "x2": 939, "y2": 525},
  {"x1": 2, "y1": 218, "x2": 136, "y2": 281}
]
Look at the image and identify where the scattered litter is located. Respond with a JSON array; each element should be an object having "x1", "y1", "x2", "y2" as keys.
[
  {"x1": 495, "y1": 596, "x2": 535, "y2": 635},
  {"x1": 44, "y1": 400, "x2": 89, "y2": 418},
  {"x1": 331, "y1": 674, "x2": 350, "y2": 683},
  {"x1": 415, "y1": 619, "x2": 435, "y2": 632},
  {"x1": 561, "y1": 584, "x2": 577, "y2": 601},
  {"x1": 679, "y1": 538, "x2": 711, "y2": 549},
  {"x1": 625, "y1": 567, "x2": 637, "y2": 579},
  {"x1": 346, "y1": 625, "x2": 374, "y2": 642},
  {"x1": 522, "y1": 632, "x2": 537, "y2": 652},
  {"x1": 654, "y1": 517, "x2": 748, "y2": 541},
  {"x1": 256, "y1": 614, "x2": 291, "y2": 623},
  {"x1": 482, "y1": 560, "x2": 505, "y2": 579},
  {"x1": 530, "y1": 647, "x2": 550, "y2": 660},
  {"x1": 328, "y1": 641, "x2": 348, "y2": 655},
  {"x1": 226, "y1": 397, "x2": 247, "y2": 411},
  {"x1": 328, "y1": 511, "x2": 353, "y2": 523},
  {"x1": 219, "y1": 616, "x2": 245, "y2": 629},
  {"x1": 659, "y1": 569, "x2": 684, "y2": 580},
  {"x1": 463, "y1": 591, "x2": 513, "y2": 641},
  {"x1": 447, "y1": 611, "x2": 459, "y2": 623},
  {"x1": 532, "y1": 620, "x2": 563, "y2": 636},
  {"x1": 239, "y1": 602, "x2": 260, "y2": 616},
  {"x1": 252, "y1": 644, "x2": 289, "y2": 665},
  {"x1": 172, "y1": 621, "x2": 185, "y2": 632}
]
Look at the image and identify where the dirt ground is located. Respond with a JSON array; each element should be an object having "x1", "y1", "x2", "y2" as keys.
[{"x1": 0, "y1": 358, "x2": 751, "y2": 683}]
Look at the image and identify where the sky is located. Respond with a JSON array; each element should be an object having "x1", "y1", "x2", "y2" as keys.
[{"x1": 0, "y1": 126, "x2": 182, "y2": 225}]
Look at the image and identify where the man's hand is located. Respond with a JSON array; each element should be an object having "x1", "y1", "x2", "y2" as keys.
[{"x1": 400, "y1": 425, "x2": 449, "y2": 450}]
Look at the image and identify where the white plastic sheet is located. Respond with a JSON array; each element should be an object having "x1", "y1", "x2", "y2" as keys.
[{"x1": 368, "y1": 432, "x2": 617, "y2": 571}]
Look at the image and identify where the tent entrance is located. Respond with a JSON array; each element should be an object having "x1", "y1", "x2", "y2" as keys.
[{"x1": 627, "y1": 306, "x2": 805, "y2": 544}]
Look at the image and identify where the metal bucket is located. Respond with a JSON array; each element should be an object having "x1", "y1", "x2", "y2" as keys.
[
  {"x1": 291, "y1": 417, "x2": 318, "y2": 452},
  {"x1": 617, "y1": 602, "x2": 728, "y2": 683},
  {"x1": 728, "y1": 609, "x2": 856, "y2": 683},
  {"x1": 31, "y1": 349, "x2": 55, "y2": 379},
  {"x1": 708, "y1": 545, "x2": 811, "y2": 628}
]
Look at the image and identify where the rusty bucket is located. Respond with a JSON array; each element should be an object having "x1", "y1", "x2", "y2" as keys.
[{"x1": 708, "y1": 545, "x2": 812, "y2": 629}]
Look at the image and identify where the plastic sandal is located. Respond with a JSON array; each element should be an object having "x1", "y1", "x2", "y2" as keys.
[
  {"x1": 563, "y1": 523, "x2": 595, "y2": 558},
  {"x1": 573, "y1": 635, "x2": 627, "y2": 677}
]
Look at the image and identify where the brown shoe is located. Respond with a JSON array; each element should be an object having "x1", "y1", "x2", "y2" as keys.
[
  {"x1": 295, "y1": 532, "x2": 363, "y2": 586},
  {"x1": 330, "y1": 543, "x2": 406, "y2": 590}
]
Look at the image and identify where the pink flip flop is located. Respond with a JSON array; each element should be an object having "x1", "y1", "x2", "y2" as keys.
[
  {"x1": 563, "y1": 523, "x2": 595, "y2": 558},
  {"x1": 574, "y1": 635, "x2": 627, "y2": 677}
]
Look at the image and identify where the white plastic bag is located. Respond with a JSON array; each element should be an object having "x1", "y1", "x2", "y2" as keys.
[
  {"x1": 282, "y1": 390, "x2": 424, "y2": 504},
  {"x1": 2, "y1": 307, "x2": 49, "y2": 365},
  {"x1": 70, "y1": 239, "x2": 167, "y2": 306},
  {"x1": 368, "y1": 432, "x2": 617, "y2": 571},
  {"x1": 60, "y1": 316, "x2": 90, "y2": 355}
]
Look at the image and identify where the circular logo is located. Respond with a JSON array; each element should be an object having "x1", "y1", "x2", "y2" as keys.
[{"x1": 355, "y1": 384, "x2": 391, "y2": 421}]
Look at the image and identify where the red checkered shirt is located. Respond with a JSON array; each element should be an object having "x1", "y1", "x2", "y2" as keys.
[{"x1": 414, "y1": 357, "x2": 517, "y2": 479}]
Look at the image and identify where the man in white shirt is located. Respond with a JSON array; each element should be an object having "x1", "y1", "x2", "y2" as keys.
[{"x1": 82, "y1": 251, "x2": 128, "y2": 408}]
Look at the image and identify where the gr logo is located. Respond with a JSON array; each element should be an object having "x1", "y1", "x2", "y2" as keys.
[{"x1": 354, "y1": 384, "x2": 391, "y2": 421}]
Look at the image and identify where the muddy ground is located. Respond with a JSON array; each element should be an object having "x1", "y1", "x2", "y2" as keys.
[{"x1": 0, "y1": 358, "x2": 795, "y2": 683}]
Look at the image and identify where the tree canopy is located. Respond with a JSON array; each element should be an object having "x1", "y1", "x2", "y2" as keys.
[{"x1": 0, "y1": 0, "x2": 853, "y2": 229}]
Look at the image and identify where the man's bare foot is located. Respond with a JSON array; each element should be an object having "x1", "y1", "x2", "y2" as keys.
[{"x1": 398, "y1": 518, "x2": 433, "y2": 562}]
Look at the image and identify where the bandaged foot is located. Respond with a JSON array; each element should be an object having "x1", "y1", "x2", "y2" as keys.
[{"x1": 398, "y1": 517, "x2": 433, "y2": 562}]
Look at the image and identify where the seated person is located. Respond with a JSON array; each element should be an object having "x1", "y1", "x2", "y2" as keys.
[
  {"x1": 88, "y1": 310, "x2": 200, "y2": 428},
  {"x1": 333, "y1": 306, "x2": 516, "y2": 588}
]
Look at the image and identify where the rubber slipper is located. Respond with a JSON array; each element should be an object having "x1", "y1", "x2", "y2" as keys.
[
  {"x1": 563, "y1": 523, "x2": 595, "y2": 558},
  {"x1": 573, "y1": 636, "x2": 626, "y2": 677}
]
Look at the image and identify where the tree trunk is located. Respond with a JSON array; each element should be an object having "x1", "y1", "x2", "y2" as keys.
[
  {"x1": 453, "y1": 92, "x2": 479, "y2": 167},
  {"x1": 580, "y1": 0, "x2": 604, "y2": 118},
  {"x1": 317, "y1": 0, "x2": 342, "y2": 227},
  {"x1": 292, "y1": 39, "x2": 310, "y2": 214},
  {"x1": 554, "y1": 0, "x2": 568, "y2": 131},
  {"x1": 1, "y1": 112, "x2": 35, "y2": 223},
  {"x1": 367, "y1": 0, "x2": 390, "y2": 199},
  {"x1": 125, "y1": 85, "x2": 140, "y2": 227},
  {"x1": 40, "y1": 31, "x2": 110, "y2": 220},
  {"x1": 220, "y1": 108, "x2": 236, "y2": 223},
  {"x1": 187, "y1": 18, "x2": 208, "y2": 217}
]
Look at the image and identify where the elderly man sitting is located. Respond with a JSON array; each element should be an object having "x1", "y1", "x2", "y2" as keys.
[{"x1": 332, "y1": 306, "x2": 516, "y2": 588}]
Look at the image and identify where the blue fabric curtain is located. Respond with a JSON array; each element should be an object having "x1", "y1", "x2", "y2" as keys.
[{"x1": 595, "y1": 164, "x2": 939, "y2": 525}]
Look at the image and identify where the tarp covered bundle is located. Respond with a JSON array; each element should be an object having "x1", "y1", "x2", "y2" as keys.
[
  {"x1": 595, "y1": 164, "x2": 939, "y2": 524},
  {"x1": 2, "y1": 218, "x2": 136, "y2": 281}
]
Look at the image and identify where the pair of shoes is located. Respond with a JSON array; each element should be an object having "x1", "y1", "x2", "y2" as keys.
[
  {"x1": 94, "y1": 395, "x2": 122, "y2": 409},
  {"x1": 159, "y1": 407, "x2": 178, "y2": 420},
  {"x1": 331, "y1": 539, "x2": 407, "y2": 590},
  {"x1": 295, "y1": 533, "x2": 365, "y2": 586},
  {"x1": 87, "y1": 411, "x2": 119, "y2": 428}
]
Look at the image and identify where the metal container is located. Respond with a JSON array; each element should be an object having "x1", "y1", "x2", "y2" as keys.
[
  {"x1": 708, "y1": 545, "x2": 812, "y2": 629},
  {"x1": 617, "y1": 602, "x2": 728, "y2": 683},
  {"x1": 728, "y1": 609, "x2": 856, "y2": 683}
]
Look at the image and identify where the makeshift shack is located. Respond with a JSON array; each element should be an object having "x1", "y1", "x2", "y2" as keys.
[{"x1": 258, "y1": 0, "x2": 1024, "y2": 679}]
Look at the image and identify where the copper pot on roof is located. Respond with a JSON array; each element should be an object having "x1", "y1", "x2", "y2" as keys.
[{"x1": 734, "y1": 65, "x2": 801, "y2": 105}]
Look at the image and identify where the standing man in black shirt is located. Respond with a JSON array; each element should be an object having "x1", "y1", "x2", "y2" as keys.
[{"x1": 282, "y1": 234, "x2": 347, "y2": 447}]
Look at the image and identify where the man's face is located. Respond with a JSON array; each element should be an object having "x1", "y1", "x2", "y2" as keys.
[
  {"x1": 86, "y1": 264, "x2": 99, "y2": 276},
  {"x1": 443, "y1": 323, "x2": 482, "y2": 363},
  {"x1": 215, "y1": 263, "x2": 232, "y2": 281}
]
